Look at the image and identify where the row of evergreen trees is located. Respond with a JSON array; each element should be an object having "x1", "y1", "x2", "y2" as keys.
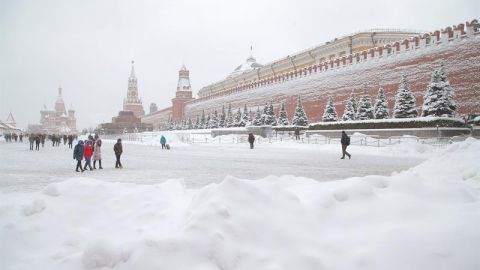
[
  {"x1": 321, "y1": 64, "x2": 456, "y2": 122},
  {"x1": 165, "y1": 64, "x2": 455, "y2": 130}
]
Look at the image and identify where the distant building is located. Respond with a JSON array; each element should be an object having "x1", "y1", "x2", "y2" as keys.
[
  {"x1": 0, "y1": 112, "x2": 22, "y2": 133},
  {"x1": 37, "y1": 87, "x2": 77, "y2": 134},
  {"x1": 99, "y1": 61, "x2": 152, "y2": 134}
]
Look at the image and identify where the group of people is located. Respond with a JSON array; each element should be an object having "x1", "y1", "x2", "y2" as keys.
[
  {"x1": 73, "y1": 135, "x2": 124, "y2": 172},
  {"x1": 3, "y1": 133, "x2": 23, "y2": 142},
  {"x1": 247, "y1": 130, "x2": 352, "y2": 159}
]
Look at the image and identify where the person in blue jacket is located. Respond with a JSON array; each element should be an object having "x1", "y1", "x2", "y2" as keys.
[
  {"x1": 73, "y1": 140, "x2": 85, "y2": 172},
  {"x1": 160, "y1": 135, "x2": 167, "y2": 149}
]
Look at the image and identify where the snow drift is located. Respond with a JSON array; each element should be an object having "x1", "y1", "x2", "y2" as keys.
[{"x1": 1, "y1": 139, "x2": 480, "y2": 270}]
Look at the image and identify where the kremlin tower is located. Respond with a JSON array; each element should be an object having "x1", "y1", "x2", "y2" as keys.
[
  {"x1": 123, "y1": 61, "x2": 145, "y2": 117},
  {"x1": 172, "y1": 65, "x2": 194, "y2": 120}
]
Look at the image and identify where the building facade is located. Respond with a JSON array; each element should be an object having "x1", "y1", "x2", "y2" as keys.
[
  {"x1": 141, "y1": 20, "x2": 480, "y2": 128},
  {"x1": 38, "y1": 87, "x2": 77, "y2": 134}
]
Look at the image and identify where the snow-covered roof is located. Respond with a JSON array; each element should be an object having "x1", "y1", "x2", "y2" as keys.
[{"x1": 229, "y1": 56, "x2": 263, "y2": 78}]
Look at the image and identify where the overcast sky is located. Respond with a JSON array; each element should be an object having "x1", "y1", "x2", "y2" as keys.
[{"x1": 0, "y1": 0, "x2": 478, "y2": 129}]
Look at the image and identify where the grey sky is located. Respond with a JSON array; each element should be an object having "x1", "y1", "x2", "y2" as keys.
[{"x1": 0, "y1": 0, "x2": 478, "y2": 129}]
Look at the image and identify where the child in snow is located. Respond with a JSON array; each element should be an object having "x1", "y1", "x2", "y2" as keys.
[{"x1": 83, "y1": 141, "x2": 94, "y2": 171}]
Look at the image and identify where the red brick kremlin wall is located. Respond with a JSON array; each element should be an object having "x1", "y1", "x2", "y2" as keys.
[{"x1": 182, "y1": 22, "x2": 480, "y2": 123}]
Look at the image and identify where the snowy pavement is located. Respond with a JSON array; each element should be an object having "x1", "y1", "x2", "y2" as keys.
[
  {"x1": 0, "y1": 139, "x2": 424, "y2": 192},
  {"x1": 0, "y1": 138, "x2": 479, "y2": 270}
]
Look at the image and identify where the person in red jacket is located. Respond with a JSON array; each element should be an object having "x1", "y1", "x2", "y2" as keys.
[{"x1": 83, "y1": 140, "x2": 94, "y2": 171}]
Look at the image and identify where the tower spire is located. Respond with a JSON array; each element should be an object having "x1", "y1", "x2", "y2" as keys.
[{"x1": 130, "y1": 60, "x2": 135, "y2": 78}]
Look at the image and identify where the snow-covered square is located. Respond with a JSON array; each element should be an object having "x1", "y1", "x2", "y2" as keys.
[{"x1": 1, "y1": 134, "x2": 480, "y2": 270}]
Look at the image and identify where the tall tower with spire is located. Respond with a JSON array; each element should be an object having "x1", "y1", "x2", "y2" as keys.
[
  {"x1": 123, "y1": 60, "x2": 145, "y2": 117},
  {"x1": 172, "y1": 65, "x2": 194, "y2": 120}
]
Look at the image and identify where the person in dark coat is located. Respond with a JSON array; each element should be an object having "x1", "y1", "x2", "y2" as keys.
[
  {"x1": 35, "y1": 135, "x2": 41, "y2": 150},
  {"x1": 340, "y1": 131, "x2": 351, "y2": 159},
  {"x1": 73, "y1": 140, "x2": 85, "y2": 172},
  {"x1": 294, "y1": 127, "x2": 300, "y2": 140},
  {"x1": 68, "y1": 135, "x2": 74, "y2": 149},
  {"x1": 248, "y1": 133, "x2": 255, "y2": 149},
  {"x1": 29, "y1": 134, "x2": 34, "y2": 150},
  {"x1": 114, "y1": 138, "x2": 123, "y2": 168}
]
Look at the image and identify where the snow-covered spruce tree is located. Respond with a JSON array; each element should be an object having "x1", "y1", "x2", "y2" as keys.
[
  {"x1": 233, "y1": 108, "x2": 242, "y2": 127},
  {"x1": 342, "y1": 93, "x2": 357, "y2": 121},
  {"x1": 226, "y1": 103, "x2": 234, "y2": 127},
  {"x1": 187, "y1": 118, "x2": 193, "y2": 130},
  {"x1": 394, "y1": 74, "x2": 417, "y2": 118},
  {"x1": 264, "y1": 102, "x2": 277, "y2": 126},
  {"x1": 422, "y1": 64, "x2": 456, "y2": 117},
  {"x1": 357, "y1": 90, "x2": 374, "y2": 120},
  {"x1": 194, "y1": 115, "x2": 200, "y2": 129},
  {"x1": 260, "y1": 103, "x2": 268, "y2": 125},
  {"x1": 252, "y1": 107, "x2": 263, "y2": 126},
  {"x1": 322, "y1": 96, "x2": 338, "y2": 122},
  {"x1": 278, "y1": 102, "x2": 289, "y2": 125},
  {"x1": 219, "y1": 105, "x2": 226, "y2": 128},
  {"x1": 374, "y1": 86, "x2": 389, "y2": 119},
  {"x1": 240, "y1": 104, "x2": 249, "y2": 127},
  {"x1": 209, "y1": 110, "x2": 219, "y2": 129},
  {"x1": 205, "y1": 114, "x2": 211, "y2": 129},
  {"x1": 248, "y1": 109, "x2": 253, "y2": 124},
  {"x1": 200, "y1": 110, "x2": 206, "y2": 129},
  {"x1": 292, "y1": 96, "x2": 309, "y2": 126}
]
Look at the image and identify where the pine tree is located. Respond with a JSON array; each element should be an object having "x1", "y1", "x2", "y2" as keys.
[
  {"x1": 357, "y1": 86, "x2": 374, "y2": 120},
  {"x1": 374, "y1": 86, "x2": 389, "y2": 119},
  {"x1": 292, "y1": 96, "x2": 309, "y2": 126},
  {"x1": 205, "y1": 114, "x2": 211, "y2": 129},
  {"x1": 240, "y1": 104, "x2": 249, "y2": 127},
  {"x1": 187, "y1": 118, "x2": 193, "y2": 130},
  {"x1": 195, "y1": 115, "x2": 200, "y2": 129},
  {"x1": 260, "y1": 103, "x2": 268, "y2": 125},
  {"x1": 342, "y1": 93, "x2": 357, "y2": 121},
  {"x1": 394, "y1": 74, "x2": 417, "y2": 118},
  {"x1": 233, "y1": 108, "x2": 242, "y2": 127},
  {"x1": 252, "y1": 107, "x2": 263, "y2": 126},
  {"x1": 263, "y1": 101, "x2": 277, "y2": 126},
  {"x1": 422, "y1": 64, "x2": 456, "y2": 117},
  {"x1": 200, "y1": 110, "x2": 206, "y2": 129},
  {"x1": 210, "y1": 110, "x2": 219, "y2": 128},
  {"x1": 226, "y1": 103, "x2": 234, "y2": 127},
  {"x1": 278, "y1": 102, "x2": 289, "y2": 125},
  {"x1": 219, "y1": 105, "x2": 226, "y2": 128},
  {"x1": 322, "y1": 96, "x2": 338, "y2": 122},
  {"x1": 248, "y1": 109, "x2": 253, "y2": 125}
]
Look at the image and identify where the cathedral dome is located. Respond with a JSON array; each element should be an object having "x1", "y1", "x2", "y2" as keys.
[{"x1": 229, "y1": 55, "x2": 263, "y2": 78}]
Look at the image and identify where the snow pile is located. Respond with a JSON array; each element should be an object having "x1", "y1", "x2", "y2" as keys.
[{"x1": 1, "y1": 139, "x2": 480, "y2": 269}]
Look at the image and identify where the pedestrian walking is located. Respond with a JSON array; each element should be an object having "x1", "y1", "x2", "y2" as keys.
[
  {"x1": 73, "y1": 140, "x2": 85, "y2": 172},
  {"x1": 340, "y1": 131, "x2": 351, "y2": 159},
  {"x1": 93, "y1": 137, "x2": 103, "y2": 169},
  {"x1": 248, "y1": 133, "x2": 255, "y2": 149},
  {"x1": 160, "y1": 135, "x2": 166, "y2": 149},
  {"x1": 35, "y1": 135, "x2": 41, "y2": 150},
  {"x1": 68, "y1": 135, "x2": 74, "y2": 149},
  {"x1": 29, "y1": 134, "x2": 34, "y2": 150},
  {"x1": 83, "y1": 141, "x2": 93, "y2": 171},
  {"x1": 294, "y1": 127, "x2": 300, "y2": 140},
  {"x1": 114, "y1": 138, "x2": 123, "y2": 168},
  {"x1": 41, "y1": 134, "x2": 45, "y2": 147}
]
